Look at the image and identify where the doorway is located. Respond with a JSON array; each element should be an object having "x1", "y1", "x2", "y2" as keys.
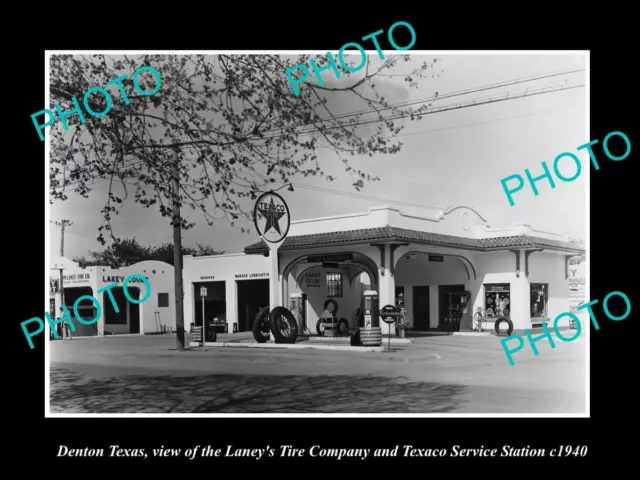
[
  {"x1": 193, "y1": 281, "x2": 226, "y2": 328},
  {"x1": 412, "y1": 285, "x2": 430, "y2": 329},
  {"x1": 102, "y1": 286, "x2": 140, "y2": 334},
  {"x1": 439, "y1": 284, "x2": 466, "y2": 332},
  {"x1": 237, "y1": 279, "x2": 269, "y2": 332},
  {"x1": 64, "y1": 287, "x2": 99, "y2": 337}
]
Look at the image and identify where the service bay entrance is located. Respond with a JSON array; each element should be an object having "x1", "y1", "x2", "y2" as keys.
[{"x1": 237, "y1": 279, "x2": 269, "y2": 332}]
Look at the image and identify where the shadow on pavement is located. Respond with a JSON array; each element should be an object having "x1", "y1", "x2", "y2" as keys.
[
  {"x1": 405, "y1": 331, "x2": 454, "y2": 337},
  {"x1": 50, "y1": 367, "x2": 466, "y2": 414}
]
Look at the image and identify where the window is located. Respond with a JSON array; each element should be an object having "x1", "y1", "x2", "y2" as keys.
[
  {"x1": 326, "y1": 272, "x2": 342, "y2": 297},
  {"x1": 158, "y1": 293, "x2": 169, "y2": 308},
  {"x1": 530, "y1": 284, "x2": 548, "y2": 318},
  {"x1": 483, "y1": 283, "x2": 511, "y2": 318}
]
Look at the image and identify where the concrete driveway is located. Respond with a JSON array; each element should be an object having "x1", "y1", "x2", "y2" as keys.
[{"x1": 49, "y1": 331, "x2": 586, "y2": 414}]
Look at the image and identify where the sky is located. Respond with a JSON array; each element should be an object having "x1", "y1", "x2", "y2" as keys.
[{"x1": 49, "y1": 53, "x2": 587, "y2": 259}]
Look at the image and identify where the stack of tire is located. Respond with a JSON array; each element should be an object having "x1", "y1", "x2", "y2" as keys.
[
  {"x1": 359, "y1": 327, "x2": 382, "y2": 346},
  {"x1": 191, "y1": 325, "x2": 217, "y2": 343},
  {"x1": 252, "y1": 306, "x2": 299, "y2": 344},
  {"x1": 315, "y1": 299, "x2": 349, "y2": 336},
  {"x1": 252, "y1": 307, "x2": 271, "y2": 343}
]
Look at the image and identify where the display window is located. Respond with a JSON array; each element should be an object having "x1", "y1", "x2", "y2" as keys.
[
  {"x1": 483, "y1": 283, "x2": 510, "y2": 318},
  {"x1": 530, "y1": 283, "x2": 548, "y2": 318}
]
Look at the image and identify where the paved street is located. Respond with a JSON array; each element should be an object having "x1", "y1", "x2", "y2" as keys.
[{"x1": 49, "y1": 332, "x2": 586, "y2": 414}]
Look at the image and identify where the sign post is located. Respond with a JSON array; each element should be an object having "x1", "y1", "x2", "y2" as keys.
[
  {"x1": 50, "y1": 268, "x2": 67, "y2": 339},
  {"x1": 49, "y1": 276, "x2": 59, "y2": 341},
  {"x1": 253, "y1": 191, "x2": 291, "y2": 342},
  {"x1": 200, "y1": 286, "x2": 207, "y2": 351},
  {"x1": 380, "y1": 304, "x2": 401, "y2": 352}
]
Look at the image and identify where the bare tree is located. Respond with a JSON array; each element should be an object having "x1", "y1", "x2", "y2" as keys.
[{"x1": 48, "y1": 53, "x2": 442, "y2": 348}]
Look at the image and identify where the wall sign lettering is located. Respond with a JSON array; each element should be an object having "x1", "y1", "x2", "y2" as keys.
[
  {"x1": 235, "y1": 273, "x2": 269, "y2": 279},
  {"x1": 303, "y1": 272, "x2": 322, "y2": 288}
]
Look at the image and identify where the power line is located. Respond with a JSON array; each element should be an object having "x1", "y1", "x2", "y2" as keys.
[
  {"x1": 261, "y1": 82, "x2": 584, "y2": 139},
  {"x1": 258, "y1": 67, "x2": 585, "y2": 137},
  {"x1": 57, "y1": 106, "x2": 583, "y2": 221},
  {"x1": 75, "y1": 101, "x2": 579, "y2": 191},
  {"x1": 77, "y1": 95, "x2": 575, "y2": 212},
  {"x1": 239, "y1": 169, "x2": 445, "y2": 210},
  {"x1": 65, "y1": 227, "x2": 98, "y2": 242},
  {"x1": 61, "y1": 81, "x2": 582, "y2": 191},
  {"x1": 72, "y1": 69, "x2": 582, "y2": 166}
]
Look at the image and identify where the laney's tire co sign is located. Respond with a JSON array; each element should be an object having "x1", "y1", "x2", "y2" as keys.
[{"x1": 253, "y1": 191, "x2": 291, "y2": 243}]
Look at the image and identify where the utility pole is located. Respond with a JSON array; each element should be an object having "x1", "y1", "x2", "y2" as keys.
[
  {"x1": 60, "y1": 220, "x2": 66, "y2": 256},
  {"x1": 51, "y1": 219, "x2": 72, "y2": 256},
  {"x1": 170, "y1": 144, "x2": 186, "y2": 351},
  {"x1": 52, "y1": 219, "x2": 72, "y2": 339}
]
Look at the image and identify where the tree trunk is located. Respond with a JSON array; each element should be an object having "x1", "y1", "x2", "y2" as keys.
[{"x1": 171, "y1": 148, "x2": 185, "y2": 351}]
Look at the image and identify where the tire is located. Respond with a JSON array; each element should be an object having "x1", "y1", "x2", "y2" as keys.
[
  {"x1": 350, "y1": 330, "x2": 362, "y2": 346},
  {"x1": 192, "y1": 326, "x2": 202, "y2": 343},
  {"x1": 252, "y1": 306, "x2": 271, "y2": 343},
  {"x1": 323, "y1": 298, "x2": 339, "y2": 315},
  {"x1": 270, "y1": 306, "x2": 298, "y2": 344},
  {"x1": 205, "y1": 328, "x2": 217, "y2": 342},
  {"x1": 495, "y1": 316, "x2": 514, "y2": 336},
  {"x1": 316, "y1": 319, "x2": 325, "y2": 336},
  {"x1": 338, "y1": 318, "x2": 349, "y2": 335}
]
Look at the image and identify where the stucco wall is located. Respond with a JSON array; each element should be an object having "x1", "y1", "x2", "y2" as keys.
[
  {"x1": 96, "y1": 261, "x2": 175, "y2": 334},
  {"x1": 51, "y1": 259, "x2": 174, "y2": 336},
  {"x1": 472, "y1": 251, "x2": 527, "y2": 330},
  {"x1": 288, "y1": 264, "x2": 365, "y2": 330},
  {"x1": 279, "y1": 245, "x2": 381, "y2": 330}
]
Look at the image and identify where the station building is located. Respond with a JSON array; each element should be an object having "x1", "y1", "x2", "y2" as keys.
[
  {"x1": 49, "y1": 256, "x2": 175, "y2": 337},
  {"x1": 183, "y1": 205, "x2": 585, "y2": 336}
]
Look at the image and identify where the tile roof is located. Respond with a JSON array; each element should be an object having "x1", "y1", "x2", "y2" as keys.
[{"x1": 244, "y1": 226, "x2": 585, "y2": 254}]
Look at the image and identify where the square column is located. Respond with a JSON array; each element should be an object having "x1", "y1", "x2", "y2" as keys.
[
  {"x1": 225, "y1": 279, "x2": 237, "y2": 334},
  {"x1": 378, "y1": 244, "x2": 396, "y2": 336},
  {"x1": 510, "y1": 250, "x2": 531, "y2": 331},
  {"x1": 267, "y1": 241, "x2": 283, "y2": 342},
  {"x1": 268, "y1": 248, "x2": 281, "y2": 309}
]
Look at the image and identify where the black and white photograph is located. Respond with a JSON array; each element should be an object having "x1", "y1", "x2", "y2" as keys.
[{"x1": 44, "y1": 51, "x2": 590, "y2": 416}]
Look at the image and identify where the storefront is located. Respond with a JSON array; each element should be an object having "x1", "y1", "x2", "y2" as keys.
[
  {"x1": 184, "y1": 205, "x2": 585, "y2": 336},
  {"x1": 49, "y1": 257, "x2": 175, "y2": 337},
  {"x1": 183, "y1": 253, "x2": 271, "y2": 334}
]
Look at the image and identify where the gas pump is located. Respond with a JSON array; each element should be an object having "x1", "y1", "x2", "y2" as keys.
[
  {"x1": 289, "y1": 293, "x2": 307, "y2": 334},
  {"x1": 363, "y1": 290, "x2": 379, "y2": 328}
]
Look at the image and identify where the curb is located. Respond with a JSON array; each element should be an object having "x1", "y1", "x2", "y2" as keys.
[
  {"x1": 308, "y1": 336, "x2": 412, "y2": 345},
  {"x1": 188, "y1": 341, "x2": 384, "y2": 352},
  {"x1": 451, "y1": 331, "x2": 492, "y2": 337},
  {"x1": 50, "y1": 333, "x2": 146, "y2": 341}
]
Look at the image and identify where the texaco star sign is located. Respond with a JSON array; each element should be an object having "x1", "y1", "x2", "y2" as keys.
[{"x1": 253, "y1": 191, "x2": 291, "y2": 243}]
